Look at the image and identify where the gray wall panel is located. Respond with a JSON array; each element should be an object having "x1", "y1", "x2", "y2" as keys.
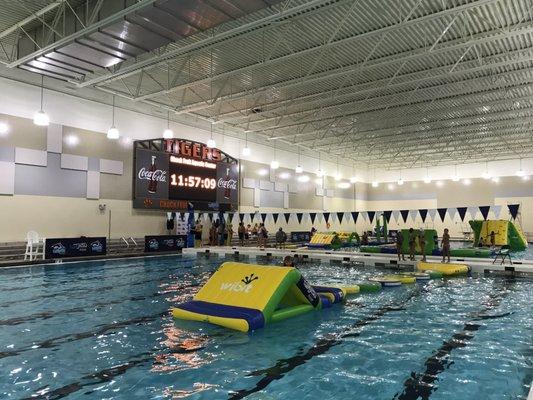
[
  {"x1": 15, "y1": 153, "x2": 86, "y2": 197},
  {"x1": 0, "y1": 146, "x2": 14, "y2": 162},
  {"x1": 47, "y1": 124, "x2": 62, "y2": 153},
  {"x1": 0, "y1": 161, "x2": 15, "y2": 195},
  {"x1": 260, "y1": 189, "x2": 283, "y2": 208}
]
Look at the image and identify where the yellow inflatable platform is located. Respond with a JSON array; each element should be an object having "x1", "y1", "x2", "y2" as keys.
[
  {"x1": 172, "y1": 262, "x2": 358, "y2": 332},
  {"x1": 417, "y1": 261, "x2": 469, "y2": 276}
]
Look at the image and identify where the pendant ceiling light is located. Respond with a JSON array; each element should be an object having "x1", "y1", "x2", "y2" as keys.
[
  {"x1": 33, "y1": 75, "x2": 49, "y2": 127},
  {"x1": 163, "y1": 110, "x2": 173, "y2": 139},
  {"x1": 107, "y1": 95, "x2": 119, "y2": 139},
  {"x1": 242, "y1": 131, "x2": 251, "y2": 156}
]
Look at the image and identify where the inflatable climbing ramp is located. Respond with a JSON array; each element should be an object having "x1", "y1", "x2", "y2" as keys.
[
  {"x1": 469, "y1": 220, "x2": 527, "y2": 251},
  {"x1": 172, "y1": 262, "x2": 350, "y2": 332}
]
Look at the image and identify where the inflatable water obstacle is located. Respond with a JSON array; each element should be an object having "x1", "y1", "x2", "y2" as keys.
[
  {"x1": 172, "y1": 262, "x2": 360, "y2": 332},
  {"x1": 172, "y1": 261, "x2": 471, "y2": 331},
  {"x1": 360, "y1": 227, "x2": 495, "y2": 258},
  {"x1": 469, "y1": 219, "x2": 527, "y2": 251}
]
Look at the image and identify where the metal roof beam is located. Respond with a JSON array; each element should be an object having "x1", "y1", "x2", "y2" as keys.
[
  {"x1": 6, "y1": 0, "x2": 158, "y2": 68},
  {"x1": 77, "y1": 0, "x2": 356, "y2": 87},
  {"x1": 127, "y1": 0, "x2": 501, "y2": 102}
]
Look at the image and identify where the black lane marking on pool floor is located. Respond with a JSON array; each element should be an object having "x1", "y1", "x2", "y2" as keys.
[
  {"x1": 22, "y1": 343, "x2": 209, "y2": 399},
  {"x1": 0, "y1": 269, "x2": 210, "y2": 308},
  {"x1": 393, "y1": 278, "x2": 516, "y2": 400},
  {"x1": 229, "y1": 285, "x2": 432, "y2": 399},
  {"x1": 0, "y1": 281, "x2": 202, "y2": 326},
  {"x1": 0, "y1": 311, "x2": 168, "y2": 359}
]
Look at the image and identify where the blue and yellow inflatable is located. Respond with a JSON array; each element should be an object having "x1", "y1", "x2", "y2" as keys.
[{"x1": 172, "y1": 262, "x2": 357, "y2": 332}]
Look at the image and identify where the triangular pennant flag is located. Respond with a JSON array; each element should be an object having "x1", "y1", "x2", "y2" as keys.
[
  {"x1": 239, "y1": 213, "x2": 245, "y2": 222},
  {"x1": 284, "y1": 213, "x2": 291, "y2": 224},
  {"x1": 260, "y1": 213, "x2": 267, "y2": 223},
  {"x1": 467, "y1": 206, "x2": 478, "y2": 219},
  {"x1": 507, "y1": 204, "x2": 519, "y2": 219},
  {"x1": 272, "y1": 213, "x2": 279, "y2": 224},
  {"x1": 428, "y1": 209, "x2": 437, "y2": 222},
  {"x1": 392, "y1": 210, "x2": 400, "y2": 223},
  {"x1": 383, "y1": 210, "x2": 392, "y2": 223},
  {"x1": 491, "y1": 205, "x2": 501, "y2": 219},
  {"x1": 296, "y1": 213, "x2": 303, "y2": 224},
  {"x1": 323, "y1": 212, "x2": 330, "y2": 223},
  {"x1": 360, "y1": 211, "x2": 368, "y2": 221},
  {"x1": 437, "y1": 208, "x2": 447, "y2": 222},
  {"x1": 409, "y1": 210, "x2": 418, "y2": 222},
  {"x1": 179, "y1": 212, "x2": 185, "y2": 221},
  {"x1": 419, "y1": 209, "x2": 428, "y2": 223},
  {"x1": 448, "y1": 208, "x2": 457, "y2": 221},
  {"x1": 479, "y1": 206, "x2": 490, "y2": 220},
  {"x1": 367, "y1": 211, "x2": 375, "y2": 224},
  {"x1": 309, "y1": 212, "x2": 317, "y2": 224},
  {"x1": 249, "y1": 213, "x2": 256, "y2": 222},
  {"x1": 457, "y1": 207, "x2": 467, "y2": 221},
  {"x1": 208, "y1": 213, "x2": 213, "y2": 222},
  {"x1": 228, "y1": 213, "x2": 234, "y2": 223},
  {"x1": 400, "y1": 210, "x2": 409, "y2": 223},
  {"x1": 336, "y1": 212, "x2": 344, "y2": 224},
  {"x1": 351, "y1": 212, "x2": 359, "y2": 224}
]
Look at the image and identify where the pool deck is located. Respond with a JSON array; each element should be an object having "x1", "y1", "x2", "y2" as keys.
[{"x1": 184, "y1": 246, "x2": 533, "y2": 276}]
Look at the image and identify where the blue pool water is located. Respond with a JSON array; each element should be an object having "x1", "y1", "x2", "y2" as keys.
[{"x1": 0, "y1": 255, "x2": 532, "y2": 399}]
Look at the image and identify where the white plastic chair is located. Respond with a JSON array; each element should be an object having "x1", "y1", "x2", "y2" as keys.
[{"x1": 24, "y1": 231, "x2": 44, "y2": 261}]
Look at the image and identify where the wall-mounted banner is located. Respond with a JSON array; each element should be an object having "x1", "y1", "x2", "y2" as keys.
[
  {"x1": 144, "y1": 235, "x2": 187, "y2": 252},
  {"x1": 133, "y1": 139, "x2": 238, "y2": 212},
  {"x1": 291, "y1": 231, "x2": 311, "y2": 243},
  {"x1": 45, "y1": 237, "x2": 106, "y2": 259}
]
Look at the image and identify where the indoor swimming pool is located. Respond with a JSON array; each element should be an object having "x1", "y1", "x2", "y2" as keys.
[{"x1": 0, "y1": 255, "x2": 531, "y2": 399}]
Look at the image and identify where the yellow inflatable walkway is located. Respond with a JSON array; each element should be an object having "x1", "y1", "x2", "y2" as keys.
[
  {"x1": 172, "y1": 262, "x2": 356, "y2": 332},
  {"x1": 417, "y1": 261, "x2": 469, "y2": 276}
]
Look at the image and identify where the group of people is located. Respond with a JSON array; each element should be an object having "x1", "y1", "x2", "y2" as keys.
[
  {"x1": 236, "y1": 222, "x2": 269, "y2": 248},
  {"x1": 193, "y1": 219, "x2": 233, "y2": 247},
  {"x1": 395, "y1": 228, "x2": 451, "y2": 263}
]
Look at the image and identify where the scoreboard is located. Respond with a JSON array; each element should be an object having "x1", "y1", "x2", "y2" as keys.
[{"x1": 133, "y1": 138, "x2": 238, "y2": 211}]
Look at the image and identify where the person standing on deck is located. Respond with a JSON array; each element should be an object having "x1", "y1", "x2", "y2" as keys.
[
  {"x1": 396, "y1": 231, "x2": 405, "y2": 261},
  {"x1": 408, "y1": 228, "x2": 417, "y2": 261},
  {"x1": 419, "y1": 231, "x2": 427, "y2": 262},
  {"x1": 441, "y1": 228, "x2": 451, "y2": 263},
  {"x1": 238, "y1": 223, "x2": 246, "y2": 246}
]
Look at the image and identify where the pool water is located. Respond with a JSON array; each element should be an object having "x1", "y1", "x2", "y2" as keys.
[{"x1": 0, "y1": 255, "x2": 531, "y2": 399}]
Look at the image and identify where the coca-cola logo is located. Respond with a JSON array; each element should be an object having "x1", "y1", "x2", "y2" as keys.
[
  {"x1": 138, "y1": 167, "x2": 167, "y2": 182},
  {"x1": 217, "y1": 178, "x2": 237, "y2": 190}
]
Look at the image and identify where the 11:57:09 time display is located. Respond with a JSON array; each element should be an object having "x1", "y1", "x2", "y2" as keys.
[{"x1": 170, "y1": 174, "x2": 217, "y2": 189}]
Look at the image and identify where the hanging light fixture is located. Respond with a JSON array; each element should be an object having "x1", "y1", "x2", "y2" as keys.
[
  {"x1": 371, "y1": 168, "x2": 379, "y2": 187},
  {"x1": 107, "y1": 95, "x2": 119, "y2": 139},
  {"x1": 349, "y1": 162, "x2": 358, "y2": 183},
  {"x1": 33, "y1": 75, "x2": 49, "y2": 126},
  {"x1": 207, "y1": 122, "x2": 216, "y2": 148},
  {"x1": 516, "y1": 159, "x2": 525, "y2": 177},
  {"x1": 316, "y1": 153, "x2": 324, "y2": 177},
  {"x1": 482, "y1": 161, "x2": 491, "y2": 179},
  {"x1": 270, "y1": 141, "x2": 279, "y2": 169},
  {"x1": 295, "y1": 147, "x2": 303, "y2": 173},
  {"x1": 423, "y1": 167, "x2": 431, "y2": 183},
  {"x1": 163, "y1": 110, "x2": 173, "y2": 139},
  {"x1": 334, "y1": 158, "x2": 342, "y2": 181},
  {"x1": 242, "y1": 131, "x2": 251, "y2": 156},
  {"x1": 397, "y1": 170, "x2": 404, "y2": 185},
  {"x1": 452, "y1": 164, "x2": 460, "y2": 181}
]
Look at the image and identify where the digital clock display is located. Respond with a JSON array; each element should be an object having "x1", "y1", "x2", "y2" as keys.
[
  {"x1": 168, "y1": 162, "x2": 217, "y2": 202},
  {"x1": 133, "y1": 138, "x2": 239, "y2": 211}
]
